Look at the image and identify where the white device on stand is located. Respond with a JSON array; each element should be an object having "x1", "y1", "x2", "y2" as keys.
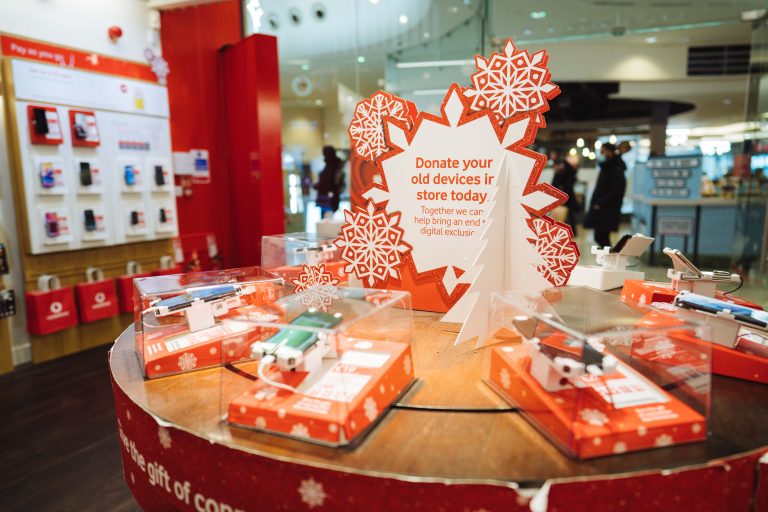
[
  {"x1": 568, "y1": 234, "x2": 654, "y2": 290},
  {"x1": 150, "y1": 284, "x2": 255, "y2": 333},
  {"x1": 663, "y1": 248, "x2": 740, "y2": 298}
]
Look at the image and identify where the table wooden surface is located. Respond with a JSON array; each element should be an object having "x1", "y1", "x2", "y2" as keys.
[{"x1": 110, "y1": 310, "x2": 768, "y2": 484}]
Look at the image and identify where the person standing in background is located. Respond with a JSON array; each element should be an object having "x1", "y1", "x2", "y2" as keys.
[
  {"x1": 314, "y1": 146, "x2": 344, "y2": 217},
  {"x1": 583, "y1": 142, "x2": 627, "y2": 248},
  {"x1": 551, "y1": 158, "x2": 580, "y2": 234}
]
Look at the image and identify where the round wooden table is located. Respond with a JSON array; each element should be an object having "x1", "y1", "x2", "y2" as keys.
[{"x1": 111, "y1": 311, "x2": 768, "y2": 511}]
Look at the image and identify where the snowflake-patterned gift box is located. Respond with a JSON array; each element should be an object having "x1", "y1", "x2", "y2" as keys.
[
  {"x1": 133, "y1": 266, "x2": 284, "y2": 379},
  {"x1": 487, "y1": 344, "x2": 707, "y2": 459},
  {"x1": 261, "y1": 232, "x2": 348, "y2": 286},
  {"x1": 227, "y1": 339, "x2": 414, "y2": 446}
]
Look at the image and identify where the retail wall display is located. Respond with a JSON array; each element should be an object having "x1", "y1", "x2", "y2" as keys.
[
  {"x1": 339, "y1": 39, "x2": 578, "y2": 344},
  {"x1": 8, "y1": 57, "x2": 177, "y2": 255},
  {"x1": 486, "y1": 286, "x2": 711, "y2": 459}
]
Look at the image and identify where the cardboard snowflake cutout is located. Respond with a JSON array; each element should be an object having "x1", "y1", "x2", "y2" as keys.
[
  {"x1": 291, "y1": 263, "x2": 342, "y2": 311},
  {"x1": 338, "y1": 38, "x2": 578, "y2": 345}
]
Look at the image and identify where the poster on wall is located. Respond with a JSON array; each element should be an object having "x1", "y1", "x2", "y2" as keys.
[{"x1": 336, "y1": 39, "x2": 579, "y2": 344}]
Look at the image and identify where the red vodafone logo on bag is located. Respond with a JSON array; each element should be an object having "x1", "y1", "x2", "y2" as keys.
[{"x1": 46, "y1": 300, "x2": 70, "y2": 320}]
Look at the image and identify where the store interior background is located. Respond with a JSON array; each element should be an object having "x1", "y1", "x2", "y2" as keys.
[{"x1": 0, "y1": 0, "x2": 768, "y2": 369}]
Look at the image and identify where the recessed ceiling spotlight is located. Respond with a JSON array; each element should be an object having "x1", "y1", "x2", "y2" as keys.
[
  {"x1": 315, "y1": 99, "x2": 323, "y2": 106},
  {"x1": 399, "y1": 14, "x2": 408, "y2": 24},
  {"x1": 357, "y1": 55, "x2": 365, "y2": 63},
  {"x1": 450, "y1": 6, "x2": 459, "y2": 13},
  {"x1": 645, "y1": 36, "x2": 658, "y2": 44},
  {"x1": 369, "y1": 0, "x2": 379, "y2": 3},
  {"x1": 523, "y1": 29, "x2": 532, "y2": 36},
  {"x1": 423, "y1": 31, "x2": 431, "y2": 39},
  {"x1": 301, "y1": 63, "x2": 309, "y2": 71},
  {"x1": 530, "y1": 11, "x2": 546, "y2": 20}
]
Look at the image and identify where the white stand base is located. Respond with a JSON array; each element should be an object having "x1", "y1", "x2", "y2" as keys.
[{"x1": 568, "y1": 265, "x2": 645, "y2": 291}]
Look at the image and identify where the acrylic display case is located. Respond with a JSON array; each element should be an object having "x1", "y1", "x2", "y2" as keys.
[
  {"x1": 485, "y1": 286, "x2": 711, "y2": 459},
  {"x1": 133, "y1": 266, "x2": 284, "y2": 379},
  {"x1": 219, "y1": 285, "x2": 414, "y2": 447},
  {"x1": 261, "y1": 232, "x2": 347, "y2": 284}
]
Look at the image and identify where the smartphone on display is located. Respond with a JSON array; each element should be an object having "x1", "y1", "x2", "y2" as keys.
[
  {"x1": 154, "y1": 165, "x2": 165, "y2": 186},
  {"x1": 610, "y1": 234, "x2": 633, "y2": 254},
  {"x1": 33, "y1": 108, "x2": 49, "y2": 135},
  {"x1": 153, "y1": 285, "x2": 240, "y2": 313},
  {"x1": 79, "y1": 162, "x2": 93, "y2": 186},
  {"x1": 73, "y1": 113, "x2": 88, "y2": 139},
  {"x1": 39, "y1": 163, "x2": 56, "y2": 189},
  {"x1": 130, "y1": 211, "x2": 140, "y2": 226},
  {"x1": 668, "y1": 249, "x2": 702, "y2": 278},
  {"x1": 44, "y1": 212, "x2": 59, "y2": 237},
  {"x1": 159, "y1": 208, "x2": 167, "y2": 224},
  {"x1": 84, "y1": 209, "x2": 97, "y2": 232},
  {"x1": 675, "y1": 292, "x2": 768, "y2": 329},
  {"x1": 124, "y1": 165, "x2": 136, "y2": 186},
  {"x1": 259, "y1": 311, "x2": 343, "y2": 355}
]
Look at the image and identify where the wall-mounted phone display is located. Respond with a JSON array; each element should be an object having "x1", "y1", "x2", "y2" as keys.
[
  {"x1": 34, "y1": 157, "x2": 67, "y2": 195},
  {"x1": 125, "y1": 205, "x2": 148, "y2": 236},
  {"x1": 76, "y1": 159, "x2": 103, "y2": 194},
  {"x1": 146, "y1": 158, "x2": 172, "y2": 192},
  {"x1": 120, "y1": 159, "x2": 143, "y2": 192},
  {"x1": 80, "y1": 207, "x2": 108, "y2": 242},
  {"x1": 155, "y1": 204, "x2": 176, "y2": 233},
  {"x1": 69, "y1": 109, "x2": 100, "y2": 147},
  {"x1": 27, "y1": 105, "x2": 63, "y2": 145},
  {"x1": 0, "y1": 243, "x2": 9, "y2": 275},
  {"x1": 40, "y1": 208, "x2": 72, "y2": 245}
]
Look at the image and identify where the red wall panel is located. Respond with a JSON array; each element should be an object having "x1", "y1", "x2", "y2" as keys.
[
  {"x1": 160, "y1": 1, "x2": 242, "y2": 267},
  {"x1": 221, "y1": 35, "x2": 285, "y2": 267}
]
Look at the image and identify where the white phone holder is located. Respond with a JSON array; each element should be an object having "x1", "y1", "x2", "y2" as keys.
[
  {"x1": 152, "y1": 284, "x2": 255, "y2": 333},
  {"x1": 569, "y1": 234, "x2": 654, "y2": 291},
  {"x1": 664, "y1": 248, "x2": 740, "y2": 298}
]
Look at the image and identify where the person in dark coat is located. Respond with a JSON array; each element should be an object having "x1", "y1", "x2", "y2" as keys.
[
  {"x1": 314, "y1": 146, "x2": 344, "y2": 216},
  {"x1": 583, "y1": 142, "x2": 627, "y2": 248},
  {"x1": 551, "y1": 158, "x2": 580, "y2": 235}
]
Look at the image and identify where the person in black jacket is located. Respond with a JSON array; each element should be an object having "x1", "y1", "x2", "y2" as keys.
[
  {"x1": 314, "y1": 146, "x2": 344, "y2": 217},
  {"x1": 551, "y1": 158, "x2": 580, "y2": 235},
  {"x1": 583, "y1": 143, "x2": 627, "y2": 248}
]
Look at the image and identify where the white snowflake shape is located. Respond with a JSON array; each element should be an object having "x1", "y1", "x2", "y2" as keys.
[
  {"x1": 291, "y1": 423, "x2": 310, "y2": 439},
  {"x1": 654, "y1": 434, "x2": 674, "y2": 447},
  {"x1": 500, "y1": 367, "x2": 511, "y2": 390},
  {"x1": 335, "y1": 200, "x2": 412, "y2": 286},
  {"x1": 613, "y1": 441, "x2": 627, "y2": 454},
  {"x1": 654, "y1": 339, "x2": 676, "y2": 360},
  {"x1": 527, "y1": 216, "x2": 579, "y2": 286},
  {"x1": 363, "y1": 396, "x2": 378, "y2": 422},
  {"x1": 178, "y1": 352, "x2": 197, "y2": 371},
  {"x1": 348, "y1": 91, "x2": 412, "y2": 162},
  {"x1": 579, "y1": 408, "x2": 608, "y2": 426},
  {"x1": 298, "y1": 478, "x2": 326, "y2": 509},
  {"x1": 464, "y1": 39, "x2": 558, "y2": 125},
  {"x1": 158, "y1": 427, "x2": 171, "y2": 449},
  {"x1": 209, "y1": 346, "x2": 218, "y2": 355},
  {"x1": 403, "y1": 355, "x2": 412, "y2": 375},
  {"x1": 637, "y1": 425, "x2": 648, "y2": 436},
  {"x1": 291, "y1": 264, "x2": 342, "y2": 312},
  {"x1": 144, "y1": 48, "x2": 170, "y2": 85},
  {"x1": 255, "y1": 416, "x2": 267, "y2": 429}
]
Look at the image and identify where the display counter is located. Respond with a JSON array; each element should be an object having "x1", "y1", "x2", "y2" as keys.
[
  {"x1": 630, "y1": 194, "x2": 767, "y2": 265},
  {"x1": 111, "y1": 309, "x2": 768, "y2": 511}
]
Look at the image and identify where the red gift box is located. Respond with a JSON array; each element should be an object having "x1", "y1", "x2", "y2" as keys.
[
  {"x1": 75, "y1": 268, "x2": 119, "y2": 323},
  {"x1": 25, "y1": 275, "x2": 78, "y2": 335},
  {"x1": 116, "y1": 262, "x2": 151, "y2": 314}
]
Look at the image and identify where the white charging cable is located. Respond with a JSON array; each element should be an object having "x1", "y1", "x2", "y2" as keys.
[{"x1": 257, "y1": 355, "x2": 299, "y2": 393}]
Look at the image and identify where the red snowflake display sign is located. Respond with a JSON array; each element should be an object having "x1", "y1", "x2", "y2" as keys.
[{"x1": 338, "y1": 39, "x2": 579, "y2": 344}]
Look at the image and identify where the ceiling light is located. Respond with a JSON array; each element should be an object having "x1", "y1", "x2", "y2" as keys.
[
  {"x1": 450, "y1": 6, "x2": 459, "y2": 13},
  {"x1": 608, "y1": 135, "x2": 617, "y2": 144},
  {"x1": 423, "y1": 32, "x2": 430, "y2": 39},
  {"x1": 399, "y1": 14, "x2": 408, "y2": 24},
  {"x1": 395, "y1": 59, "x2": 474, "y2": 69},
  {"x1": 301, "y1": 63, "x2": 309, "y2": 71},
  {"x1": 594, "y1": 140, "x2": 602, "y2": 150},
  {"x1": 589, "y1": 152, "x2": 596, "y2": 160},
  {"x1": 568, "y1": 148, "x2": 577, "y2": 156},
  {"x1": 369, "y1": 0, "x2": 379, "y2": 3},
  {"x1": 645, "y1": 36, "x2": 657, "y2": 44},
  {"x1": 523, "y1": 29, "x2": 532, "y2": 36},
  {"x1": 530, "y1": 11, "x2": 547, "y2": 20},
  {"x1": 576, "y1": 138, "x2": 584, "y2": 148},
  {"x1": 582, "y1": 147, "x2": 590, "y2": 157},
  {"x1": 315, "y1": 99, "x2": 323, "y2": 106},
  {"x1": 357, "y1": 55, "x2": 365, "y2": 63}
]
